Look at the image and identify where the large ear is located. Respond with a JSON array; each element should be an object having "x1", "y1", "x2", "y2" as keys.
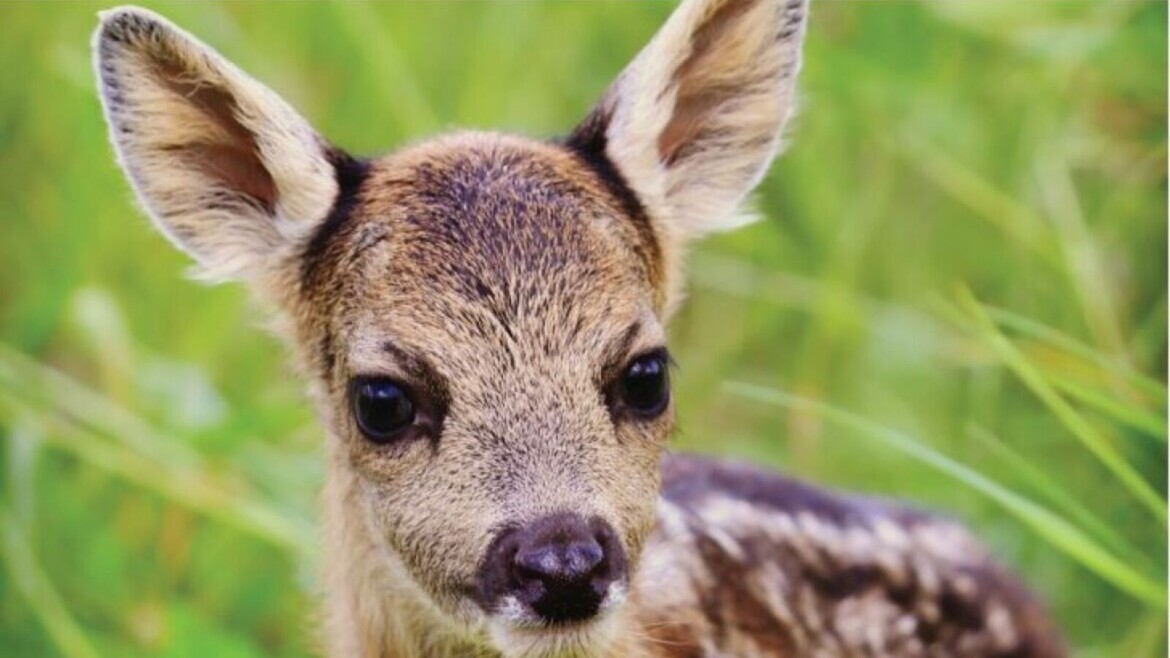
[
  {"x1": 569, "y1": 0, "x2": 807, "y2": 242},
  {"x1": 93, "y1": 6, "x2": 346, "y2": 282}
]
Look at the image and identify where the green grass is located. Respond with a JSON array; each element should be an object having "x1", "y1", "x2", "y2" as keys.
[{"x1": 0, "y1": 1, "x2": 1165, "y2": 656}]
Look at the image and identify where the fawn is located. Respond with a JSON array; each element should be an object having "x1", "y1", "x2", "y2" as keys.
[{"x1": 94, "y1": 1, "x2": 1065, "y2": 656}]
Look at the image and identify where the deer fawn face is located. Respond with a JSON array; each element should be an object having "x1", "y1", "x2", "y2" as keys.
[
  {"x1": 94, "y1": 0, "x2": 806, "y2": 653},
  {"x1": 302, "y1": 135, "x2": 671, "y2": 637}
]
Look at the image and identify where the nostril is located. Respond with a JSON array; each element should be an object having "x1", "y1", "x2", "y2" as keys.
[
  {"x1": 515, "y1": 538, "x2": 604, "y2": 582},
  {"x1": 565, "y1": 541, "x2": 604, "y2": 575},
  {"x1": 515, "y1": 545, "x2": 560, "y2": 579}
]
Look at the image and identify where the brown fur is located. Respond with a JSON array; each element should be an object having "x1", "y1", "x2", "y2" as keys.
[{"x1": 93, "y1": 2, "x2": 1065, "y2": 657}]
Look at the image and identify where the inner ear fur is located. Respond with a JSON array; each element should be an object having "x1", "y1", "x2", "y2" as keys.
[
  {"x1": 573, "y1": 0, "x2": 807, "y2": 240},
  {"x1": 94, "y1": 6, "x2": 342, "y2": 282}
]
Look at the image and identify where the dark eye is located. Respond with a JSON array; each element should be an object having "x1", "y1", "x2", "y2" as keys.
[
  {"x1": 618, "y1": 352, "x2": 670, "y2": 417},
  {"x1": 351, "y1": 379, "x2": 416, "y2": 442}
]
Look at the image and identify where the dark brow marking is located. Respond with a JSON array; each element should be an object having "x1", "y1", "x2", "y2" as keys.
[
  {"x1": 319, "y1": 328, "x2": 336, "y2": 381},
  {"x1": 381, "y1": 342, "x2": 447, "y2": 391},
  {"x1": 596, "y1": 321, "x2": 645, "y2": 389},
  {"x1": 372, "y1": 341, "x2": 452, "y2": 436}
]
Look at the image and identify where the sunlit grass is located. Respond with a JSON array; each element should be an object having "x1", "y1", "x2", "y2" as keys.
[
  {"x1": 954, "y1": 287, "x2": 1165, "y2": 524},
  {"x1": 2, "y1": 503, "x2": 101, "y2": 658},
  {"x1": 0, "y1": 1, "x2": 1164, "y2": 656}
]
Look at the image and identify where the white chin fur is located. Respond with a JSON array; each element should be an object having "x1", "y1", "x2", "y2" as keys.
[{"x1": 487, "y1": 583, "x2": 628, "y2": 658}]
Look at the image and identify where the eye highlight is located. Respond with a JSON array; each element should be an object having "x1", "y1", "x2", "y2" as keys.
[
  {"x1": 351, "y1": 378, "x2": 417, "y2": 443},
  {"x1": 615, "y1": 350, "x2": 670, "y2": 418}
]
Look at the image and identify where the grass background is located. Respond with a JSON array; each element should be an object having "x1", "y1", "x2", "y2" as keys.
[{"x1": 0, "y1": 1, "x2": 1165, "y2": 656}]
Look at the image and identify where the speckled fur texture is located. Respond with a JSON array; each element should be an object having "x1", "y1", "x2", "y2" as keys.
[{"x1": 93, "y1": 1, "x2": 1066, "y2": 656}]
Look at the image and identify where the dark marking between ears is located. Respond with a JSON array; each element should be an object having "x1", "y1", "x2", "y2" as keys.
[
  {"x1": 563, "y1": 106, "x2": 664, "y2": 291},
  {"x1": 563, "y1": 105, "x2": 646, "y2": 228},
  {"x1": 300, "y1": 147, "x2": 371, "y2": 291}
]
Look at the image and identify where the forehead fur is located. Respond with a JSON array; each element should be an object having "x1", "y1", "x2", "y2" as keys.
[{"x1": 297, "y1": 132, "x2": 663, "y2": 367}]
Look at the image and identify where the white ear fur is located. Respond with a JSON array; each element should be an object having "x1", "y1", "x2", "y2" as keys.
[
  {"x1": 93, "y1": 6, "x2": 340, "y2": 281},
  {"x1": 578, "y1": 0, "x2": 807, "y2": 243}
]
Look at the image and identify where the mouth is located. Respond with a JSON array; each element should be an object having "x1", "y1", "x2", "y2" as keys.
[{"x1": 486, "y1": 584, "x2": 628, "y2": 658}]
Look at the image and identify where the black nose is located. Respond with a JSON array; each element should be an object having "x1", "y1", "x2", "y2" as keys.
[{"x1": 478, "y1": 513, "x2": 627, "y2": 624}]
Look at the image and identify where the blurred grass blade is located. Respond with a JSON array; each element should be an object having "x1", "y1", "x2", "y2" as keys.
[
  {"x1": 893, "y1": 137, "x2": 1061, "y2": 268},
  {"x1": 1, "y1": 503, "x2": 101, "y2": 658},
  {"x1": 983, "y1": 304, "x2": 1165, "y2": 403},
  {"x1": 0, "y1": 396, "x2": 314, "y2": 557},
  {"x1": 331, "y1": 2, "x2": 440, "y2": 137},
  {"x1": 933, "y1": 297, "x2": 1165, "y2": 439},
  {"x1": 1037, "y1": 153, "x2": 1131, "y2": 371},
  {"x1": 956, "y1": 287, "x2": 1166, "y2": 525},
  {"x1": 965, "y1": 424, "x2": 1158, "y2": 571},
  {"x1": 69, "y1": 287, "x2": 138, "y2": 406},
  {"x1": 725, "y1": 382, "x2": 1166, "y2": 608},
  {"x1": 1116, "y1": 611, "x2": 1168, "y2": 658},
  {"x1": 6, "y1": 419, "x2": 40, "y2": 528},
  {"x1": 689, "y1": 252, "x2": 953, "y2": 348},
  {"x1": 0, "y1": 343, "x2": 314, "y2": 548},
  {"x1": 1048, "y1": 375, "x2": 1166, "y2": 441},
  {"x1": 0, "y1": 342, "x2": 201, "y2": 468}
]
